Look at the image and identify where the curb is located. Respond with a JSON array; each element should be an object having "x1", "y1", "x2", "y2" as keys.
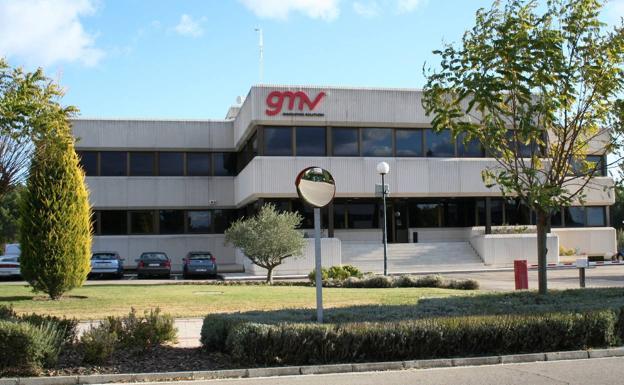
[{"x1": 5, "y1": 347, "x2": 624, "y2": 385}]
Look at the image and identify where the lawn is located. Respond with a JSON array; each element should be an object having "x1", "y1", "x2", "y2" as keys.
[{"x1": 0, "y1": 283, "x2": 466, "y2": 320}]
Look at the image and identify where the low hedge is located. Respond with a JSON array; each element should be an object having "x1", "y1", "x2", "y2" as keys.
[
  {"x1": 0, "y1": 320, "x2": 66, "y2": 375},
  {"x1": 0, "y1": 305, "x2": 78, "y2": 343},
  {"x1": 203, "y1": 309, "x2": 622, "y2": 365},
  {"x1": 340, "y1": 274, "x2": 479, "y2": 290}
]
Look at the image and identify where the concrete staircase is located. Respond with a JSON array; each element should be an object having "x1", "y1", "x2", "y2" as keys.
[{"x1": 341, "y1": 241, "x2": 485, "y2": 274}]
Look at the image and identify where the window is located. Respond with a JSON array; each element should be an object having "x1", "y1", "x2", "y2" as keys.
[
  {"x1": 333, "y1": 202, "x2": 347, "y2": 229},
  {"x1": 506, "y1": 131, "x2": 534, "y2": 158},
  {"x1": 100, "y1": 152, "x2": 127, "y2": 176},
  {"x1": 332, "y1": 128, "x2": 359, "y2": 156},
  {"x1": 77, "y1": 151, "x2": 98, "y2": 176},
  {"x1": 296, "y1": 126, "x2": 326, "y2": 156},
  {"x1": 100, "y1": 211, "x2": 127, "y2": 235},
  {"x1": 476, "y1": 199, "x2": 504, "y2": 226},
  {"x1": 409, "y1": 203, "x2": 441, "y2": 227},
  {"x1": 361, "y1": 128, "x2": 392, "y2": 157},
  {"x1": 158, "y1": 152, "x2": 184, "y2": 176},
  {"x1": 129, "y1": 152, "x2": 155, "y2": 176},
  {"x1": 586, "y1": 206, "x2": 606, "y2": 227},
  {"x1": 586, "y1": 155, "x2": 606, "y2": 176},
  {"x1": 159, "y1": 210, "x2": 184, "y2": 234},
  {"x1": 213, "y1": 152, "x2": 237, "y2": 176},
  {"x1": 187, "y1": 152, "x2": 211, "y2": 176},
  {"x1": 347, "y1": 202, "x2": 377, "y2": 229},
  {"x1": 425, "y1": 129, "x2": 454, "y2": 157},
  {"x1": 505, "y1": 199, "x2": 531, "y2": 225},
  {"x1": 396, "y1": 129, "x2": 423, "y2": 157},
  {"x1": 213, "y1": 209, "x2": 234, "y2": 233},
  {"x1": 444, "y1": 200, "x2": 476, "y2": 227},
  {"x1": 564, "y1": 207, "x2": 585, "y2": 227},
  {"x1": 264, "y1": 127, "x2": 293, "y2": 156},
  {"x1": 550, "y1": 208, "x2": 562, "y2": 227},
  {"x1": 129, "y1": 211, "x2": 155, "y2": 234},
  {"x1": 292, "y1": 200, "x2": 315, "y2": 228},
  {"x1": 457, "y1": 132, "x2": 484, "y2": 157},
  {"x1": 188, "y1": 210, "x2": 212, "y2": 233}
]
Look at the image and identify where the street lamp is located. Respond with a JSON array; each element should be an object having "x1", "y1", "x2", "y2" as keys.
[{"x1": 376, "y1": 161, "x2": 390, "y2": 276}]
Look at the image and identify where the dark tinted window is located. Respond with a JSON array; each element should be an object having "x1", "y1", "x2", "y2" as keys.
[
  {"x1": 332, "y1": 128, "x2": 359, "y2": 156},
  {"x1": 213, "y1": 210, "x2": 235, "y2": 233},
  {"x1": 444, "y1": 200, "x2": 477, "y2": 227},
  {"x1": 129, "y1": 152, "x2": 155, "y2": 176},
  {"x1": 425, "y1": 129, "x2": 454, "y2": 157},
  {"x1": 586, "y1": 206, "x2": 606, "y2": 226},
  {"x1": 264, "y1": 127, "x2": 293, "y2": 156},
  {"x1": 586, "y1": 155, "x2": 606, "y2": 176},
  {"x1": 100, "y1": 211, "x2": 127, "y2": 235},
  {"x1": 396, "y1": 129, "x2": 423, "y2": 157},
  {"x1": 158, "y1": 152, "x2": 184, "y2": 176},
  {"x1": 188, "y1": 253, "x2": 213, "y2": 260},
  {"x1": 188, "y1": 210, "x2": 212, "y2": 233},
  {"x1": 348, "y1": 202, "x2": 377, "y2": 229},
  {"x1": 159, "y1": 210, "x2": 185, "y2": 234},
  {"x1": 333, "y1": 202, "x2": 347, "y2": 229},
  {"x1": 505, "y1": 199, "x2": 531, "y2": 225},
  {"x1": 296, "y1": 126, "x2": 326, "y2": 156},
  {"x1": 140, "y1": 253, "x2": 167, "y2": 260},
  {"x1": 213, "y1": 153, "x2": 237, "y2": 176},
  {"x1": 129, "y1": 211, "x2": 155, "y2": 234},
  {"x1": 361, "y1": 128, "x2": 392, "y2": 157},
  {"x1": 77, "y1": 151, "x2": 98, "y2": 176},
  {"x1": 409, "y1": 203, "x2": 440, "y2": 227},
  {"x1": 506, "y1": 131, "x2": 534, "y2": 158},
  {"x1": 564, "y1": 207, "x2": 585, "y2": 227},
  {"x1": 100, "y1": 152, "x2": 127, "y2": 176},
  {"x1": 457, "y1": 132, "x2": 484, "y2": 157},
  {"x1": 550, "y1": 208, "x2": 562, "y2": 227},
  {"x1": 187, "y1": 153, "x2": 211, "y2": 176},
  {"x1": 91, "y1": 253, "x2": 117, "y2": 260}
]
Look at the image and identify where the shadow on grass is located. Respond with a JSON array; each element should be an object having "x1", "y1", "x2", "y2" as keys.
[
  {"x1": 217, "y1": 287, "x2": 624, "y2": 324},
  {"x1": 0, "y1": 296, "x2": 35, "y2": 302}
]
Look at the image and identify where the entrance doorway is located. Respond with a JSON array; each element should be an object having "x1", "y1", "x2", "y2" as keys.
[{"x1": 386, "y1": 200, "x2": 409, "y2": 243}]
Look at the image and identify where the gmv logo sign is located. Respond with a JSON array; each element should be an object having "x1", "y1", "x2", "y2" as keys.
[{"x1": 265, "y1": 91, "x2": 326, "y2": 116}]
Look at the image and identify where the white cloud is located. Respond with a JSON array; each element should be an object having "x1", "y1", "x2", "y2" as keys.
[
  {"x1": 238, "y1": 0, "x2": 340, "y2": 21},
  {"x1": 353, "y1": 1, "x2": 380, "y2": 18},
  {"x1": 173, "y1": 14, "x2": 205, "y2": 37},
  {"x1": 397, "y1": 0, "x2": 426, "y2": 13},
  {"x1": 0, "y1": 0, "x2": 104, "y2": 67}
]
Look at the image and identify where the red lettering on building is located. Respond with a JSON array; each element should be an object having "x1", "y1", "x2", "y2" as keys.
[{"x1": 265, "y1": 91, "x2": 326, "y2": 116}]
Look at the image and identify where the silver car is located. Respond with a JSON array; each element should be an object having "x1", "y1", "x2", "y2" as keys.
[
  {"x1": 90, "y1": 252, "x2": 124, "y2": 278},
  {"x1": 0, "y1": 255, "x2": 20, "y2": 278}
]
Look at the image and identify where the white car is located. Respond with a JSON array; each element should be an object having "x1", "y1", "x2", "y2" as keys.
[{"x1": 0, "y1": 244, "x2": 21, "y2": 278}]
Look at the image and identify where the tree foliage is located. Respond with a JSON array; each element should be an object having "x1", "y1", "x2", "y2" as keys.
[
  {"x1": 225, "y1": 204, "x2": 305, "y2": 284},
  {"x1": 0, "y1": 58, "x2": 74, "y2": 201},
  {"x1": 19, "y1": 116, "x2": 91, "y2": 300},
  {"x1": 422, "y1": 0, "x2": 624, "y2": 294},
  {"x1": 0, "y1": 186, "x2": 23, "y2": 246}
]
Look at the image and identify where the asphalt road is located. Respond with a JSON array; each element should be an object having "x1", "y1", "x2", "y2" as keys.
[{"x1": 141, "y1": 357, "x2": 624, "y2": 385}]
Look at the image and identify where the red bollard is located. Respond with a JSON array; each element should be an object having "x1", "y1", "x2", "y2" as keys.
[{"x1": 514, "y1": 260, "x2": 529, "y2": 290}]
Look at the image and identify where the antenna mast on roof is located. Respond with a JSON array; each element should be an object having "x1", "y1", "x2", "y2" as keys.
[{"x1": 254, "y1": 27, "x2": 264, "y2": 84}]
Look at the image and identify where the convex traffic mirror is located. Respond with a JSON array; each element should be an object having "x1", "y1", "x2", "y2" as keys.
[{"x1": 295, "y1": 167, "x2": 336, "y2": 208}]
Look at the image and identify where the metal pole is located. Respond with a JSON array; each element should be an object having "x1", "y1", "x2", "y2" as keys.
[
  {"x1": 579, "y1": 267, "x2": 586, "y2": 288},
  {"x1": 382, "y1": 174, "x2": 388, "y2": 276},
  {"x1": 314, "y1": 207, "x2": 323, "y2": 323}
]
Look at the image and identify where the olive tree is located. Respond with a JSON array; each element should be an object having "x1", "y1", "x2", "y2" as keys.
[
  {"x1": 225, "y1": 204, "x2": 306, "y2": 284},
  {"x1": 422, "y1": 0, "x2": 624, "y2": 294}
]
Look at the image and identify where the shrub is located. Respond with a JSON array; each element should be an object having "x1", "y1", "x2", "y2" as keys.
[
  {"x1": 309, "y1": 265, "x2": 364, "y2": 285},
  {"x1": 80, "y1": 323, "x2": 117, "y2": 364},
  {"x1": 223, "y1": 310, "x2": 619, "y2": 365},
  {"x1": 0, "y1": 305, "x2": 78, "y2": 343},
  {"x1": 342, "y1": 275, "x2": 393, "y2": 288},
  {"x1": 105, "y1": 308, "x2": 177, "y2": 351},
  {"x1": 20, "y1": 127, "x2": 92, "y2": 300},
  {"x1": 200, "y1": 314, "x2": 246, "y2": 352},
  {"x1": 0, "y1": 304, "x2": 16, "y2": 319},
  {"x1": 0, "y1": 320, "x2": 65, "y2": 375},
  {"x1": 308, "y1": 267, "x2": 329, "y2": 283}
]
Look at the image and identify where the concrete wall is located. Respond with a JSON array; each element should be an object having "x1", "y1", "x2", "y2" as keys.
[
  {"x1": 553, "y1": 227, "x2": 616, "y2": 257},
  {"x1": 470, "y1": 233, "x2": 559, "y2": 265},
  {"x1": 409, "y1": 227, "x2": 475, "y2": 242},
  {"x1": 86, "y1": 176, "x2": 236, "y2": 208},
  {"x1": 243, "y1": 238, "x2": 342, "y2": 276},
  {"x1": 73, "y1": 119, "x2": 235, "y2": 150},
  {"x1": 91, "y1": 234, "x2": 238, "y2": 273},
  {"x1": 334, "y1": 229, "x2": 382, "y2": 243}
]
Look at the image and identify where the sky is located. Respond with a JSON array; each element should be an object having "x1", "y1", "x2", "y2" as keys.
[{"x1": 1, "y1": 0, "x2": 623, "y2": 120}]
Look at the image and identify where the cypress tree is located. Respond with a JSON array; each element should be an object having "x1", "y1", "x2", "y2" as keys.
[{"x1": 19, "y1": 119, "x2": 91, "y2": 300}]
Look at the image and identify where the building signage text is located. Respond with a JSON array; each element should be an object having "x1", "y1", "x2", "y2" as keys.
[{"x1": 265, "y1": 90, "x2": 326, "y2": 116}]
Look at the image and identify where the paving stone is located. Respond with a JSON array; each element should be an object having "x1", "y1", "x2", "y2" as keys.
[
  {"x1": 193, "y1": 369, "x2": 248, "y2": 380},
  {"x1": 19, "y1": 376, "x2": 78, "y2": 385},
  {"x1": 299, "y1": 364, "x2": 354, "y2": 375},
  {"x1": 351, "y1": 361, "x2": 404, "y2": 372},
  {"x1": 246, "y1": 366, "x2": 301, "y2": 378},
  {"x1": 452, "y1": 356, "x2": 501, "y2": 367},
  {"x1": 501, "y1": 353, "x2": 547, "y2": 364},
  {"x1": 588, "y1": 348, "x2": 624, "y2": 358},
  {"x1": 545, "y1": 350, "x2": 589, "y2": 361},
  {"x1": 405, "y1": 359, "x2": 453, "y2": 369},
  {"x1": 77, "y1": 374, "x2": 136, "y2": 384}
]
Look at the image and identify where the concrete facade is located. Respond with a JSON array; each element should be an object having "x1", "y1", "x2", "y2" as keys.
[{"x1": 72, "y1": 85, "x2": 616, "y2": 274}]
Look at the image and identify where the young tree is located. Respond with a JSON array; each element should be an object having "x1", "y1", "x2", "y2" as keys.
[
  {"x1": 0, "y1": 58, "x2": 70, "y2": 200},
  {"x1": 225, "y1": 204, "x2": 306, "y2": 284},
  {"x1": 19, "y1": 116, "x2": 92, "y2": 300},
  {"x1": 422, "y1": 0, "x2": 624, "y2": 294}
]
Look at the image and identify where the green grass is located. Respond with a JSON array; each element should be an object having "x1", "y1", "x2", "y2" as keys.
[
  {"x1": 2, "y1": 283, "x2": 623, "y2": 322},
  {"x1": 0, "y1": 283, "x2": 464, "y2": 320}
]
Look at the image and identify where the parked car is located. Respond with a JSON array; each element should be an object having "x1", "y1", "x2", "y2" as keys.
[
  {"x1": 90, "y1": 252, "x2": 124, "y2": 278},
  {"x1": 0, "y1": 255, "x2": 20, "y2": 278},
  {"x1": 136, "y1": 252, "x2": 171, "y2": 279},
  {"x1": 182, "y1": 251, "x2": 218, "y2": 278}
]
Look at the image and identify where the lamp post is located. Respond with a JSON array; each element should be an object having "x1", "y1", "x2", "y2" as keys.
[{"x1": 377, "y1": 161, "x2": 390, "y2": 276}]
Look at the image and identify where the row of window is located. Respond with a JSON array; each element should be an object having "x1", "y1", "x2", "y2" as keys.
[
  {"x1": 263, "y1": 126, "x2": 486, "y2": 158},
  {"x1": 93, "y1": 209, "x2": 238, "y2": 235},
  {"x1": 77, "y1": 151, "x2": 237, "y2": 177}
]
